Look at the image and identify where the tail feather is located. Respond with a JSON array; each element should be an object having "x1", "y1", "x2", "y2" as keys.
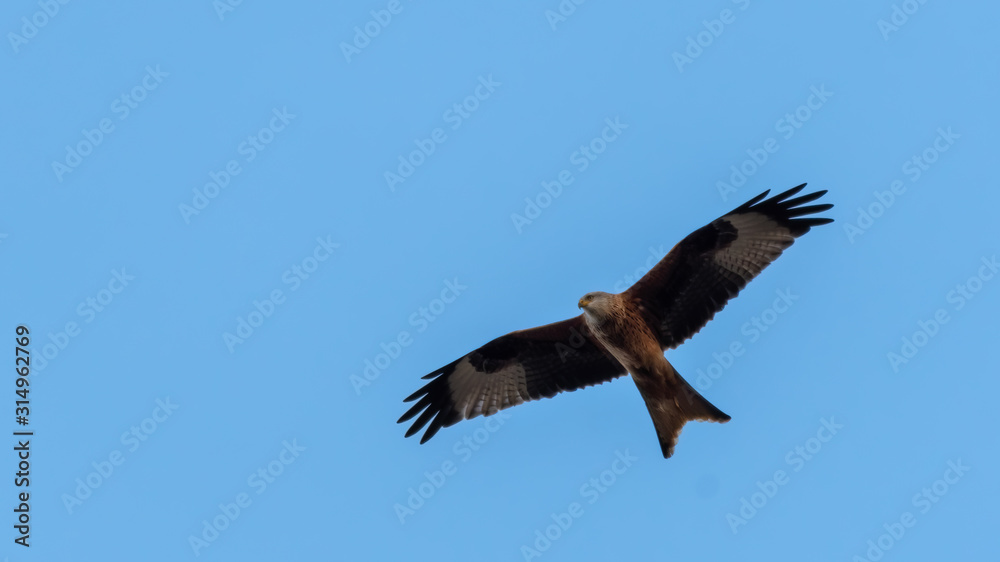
[{"x1": 632, "y1": 360, "x2": 730, "y2": 458}]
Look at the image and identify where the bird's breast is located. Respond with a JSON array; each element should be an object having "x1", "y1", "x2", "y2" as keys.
[{"x1": 584, "y1": 304, "x2": 662, "y2": 372}]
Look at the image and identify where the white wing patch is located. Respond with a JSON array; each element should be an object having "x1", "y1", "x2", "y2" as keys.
[
  {"x1": 714, "y1": 213, "x2": 796, "y2": 279},
  {"x1": 448, "y1": 357, "x2": 528, "y2": 420}
]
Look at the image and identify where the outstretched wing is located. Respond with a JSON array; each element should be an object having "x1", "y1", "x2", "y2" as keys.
[
  {"x1": 625, "y1": 184, "x2": 833, "y2": 350},
  {"x1": 398, "y1": 316, "x2": 627, "y2": 443}
]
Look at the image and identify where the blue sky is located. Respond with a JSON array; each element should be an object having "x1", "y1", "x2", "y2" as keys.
[{"x1": 3, "y1": 1, "x2": 998, "y2": 560}]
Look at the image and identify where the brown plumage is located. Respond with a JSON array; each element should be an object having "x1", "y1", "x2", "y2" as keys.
[{"x1": 398, "y1": 185, "x2": 833, "y2": 458}]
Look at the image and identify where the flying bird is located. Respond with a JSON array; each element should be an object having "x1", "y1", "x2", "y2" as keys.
[{"x1": 398, "y1": 185, "x2": 833, "y2": 458}]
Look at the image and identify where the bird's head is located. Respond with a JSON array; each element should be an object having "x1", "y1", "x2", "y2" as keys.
[{"x1": 578, "y1": 291, "x2": 613, "y2": 317}]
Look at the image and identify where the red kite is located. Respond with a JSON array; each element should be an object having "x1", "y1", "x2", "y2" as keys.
[{"x1": 399, "y1": 185, "x2": 832, "y2": 458}]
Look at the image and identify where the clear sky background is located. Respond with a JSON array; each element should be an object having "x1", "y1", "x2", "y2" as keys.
[{"x1": 3, "y1": 1, "x2": 998, "y2": 560}]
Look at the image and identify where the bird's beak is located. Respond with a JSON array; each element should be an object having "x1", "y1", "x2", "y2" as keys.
[{"x1": 578, "y1": 297, "x2": 588, "y2": 309}]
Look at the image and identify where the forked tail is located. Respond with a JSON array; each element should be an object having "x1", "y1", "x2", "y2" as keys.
[{"x1": 632, "y1": 360, "x2": 730, "y2": 458}]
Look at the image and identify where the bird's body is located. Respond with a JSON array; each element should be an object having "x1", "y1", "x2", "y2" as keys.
[
  {"x1": 578, "y1": 291, "x2": 661, "y2": 372},
  {"x1": 399, "y1": 185, "x2": 833, "y2": 458},
  {"x1": 579, "y1": 291, "x2": 730, "y2": 458}
]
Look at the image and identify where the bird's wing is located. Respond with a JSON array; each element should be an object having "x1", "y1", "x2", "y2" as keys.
[
  {"x1": 625, "y1": 184, "x2": 833, "y2": 350},
  {"x1": 398, "y1": 316, "x2": 627, "y2": 443}
]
